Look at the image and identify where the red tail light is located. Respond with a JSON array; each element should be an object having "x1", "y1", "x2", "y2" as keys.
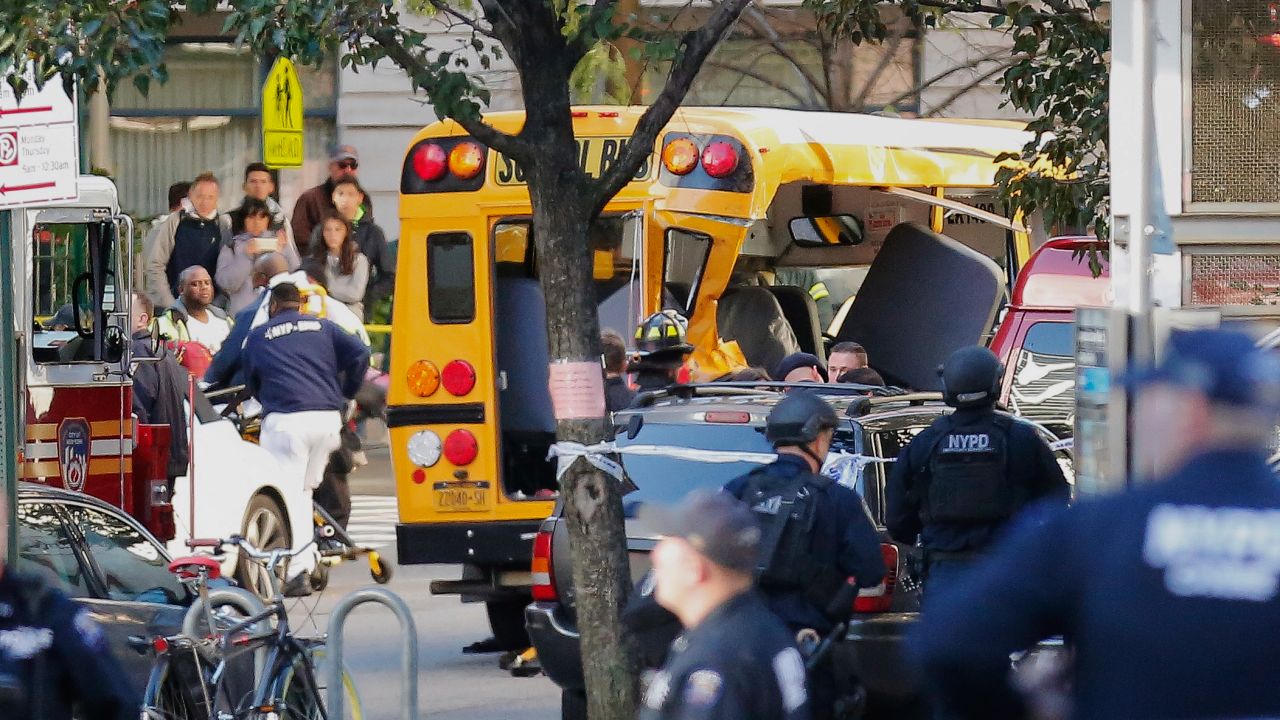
[
  {"x1": 700, "y1": 141, "x2": 739, "y2": 178},
  {"x1": 152, "y1": 636, "x2": 170, "y2": 654},
  {"x1": 441, "y1": 359, "x2": 476, "y2": 396},
  {"x1": 413, "y1": 143, "x2": 447, "y2": 182},
  {"x1": 531, "y1": 525, "x2": 558, "y2": 601},
  {"x1": 443, "y1": 429, "x2": 478, "y2": 466},
  {"x1": 854, "y1": 543, "x2": 899, "y2": 613}
]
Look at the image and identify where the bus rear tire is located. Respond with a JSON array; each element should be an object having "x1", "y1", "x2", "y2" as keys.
[{"x1": 485, "y1": 598, "x2": 530, "y2": 650}]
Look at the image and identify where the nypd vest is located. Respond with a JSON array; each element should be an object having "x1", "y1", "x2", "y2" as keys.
[{"x1": 922, "y1": 414, "x2": 1016, "y2": 524}]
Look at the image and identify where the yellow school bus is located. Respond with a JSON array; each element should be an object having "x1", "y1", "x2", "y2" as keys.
[
  {"x1": 391, "y1": 106, "x2": 1035, "y2": 642},
  {"x1": 390, "y1": 108, "x2": 664, "y2": 643},
  {"x1": 640, "y1": 109, "x2": 1038, "y2": 385}
]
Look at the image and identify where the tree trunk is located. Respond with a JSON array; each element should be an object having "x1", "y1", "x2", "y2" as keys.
[{"x1": 528, "y1": 151, "x2": 638, "y2": 719}]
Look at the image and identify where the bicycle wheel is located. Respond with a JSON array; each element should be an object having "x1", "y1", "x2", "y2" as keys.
[
  {"x1": 142, "y1": 652, "x2": 214, "y2": 720},
  {"x1": 269, "y1": 654, "x2": 363, "y2": 720}
]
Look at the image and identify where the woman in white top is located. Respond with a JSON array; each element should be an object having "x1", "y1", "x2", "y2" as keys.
[{"x1": 310, "y1": 211, "x2": 369, "y2": 319}]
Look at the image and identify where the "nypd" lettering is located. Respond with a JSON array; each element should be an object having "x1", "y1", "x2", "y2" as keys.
[{"x1": 943, "y1": 433, "x2": 991, "y2": 452}]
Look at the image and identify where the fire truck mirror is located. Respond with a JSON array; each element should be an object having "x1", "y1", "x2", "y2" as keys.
[{"x1": 104, "y1": 325, "x2": 125, "y2": 364}]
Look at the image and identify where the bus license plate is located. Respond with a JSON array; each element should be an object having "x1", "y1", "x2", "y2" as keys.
[{"x1": 432, "y1": 481, "x2": 490, "y2": 512}]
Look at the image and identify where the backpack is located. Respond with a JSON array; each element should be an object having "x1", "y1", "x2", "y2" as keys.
[
  {"x1": 737, "y1": 466, "x2": 822, "y2": 590},
  {"x1": 920, "y1": 413, "x2": 1017, "y2": 524}
]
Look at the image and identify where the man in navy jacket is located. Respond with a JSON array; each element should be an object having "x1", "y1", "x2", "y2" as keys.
[
  {"x1": 243, "y1": 282, "x2": 369, "y2": 596},
  {"x1": 911, "y1": 329, "x2": 1280, "y2": 719},
  {"x1": 204, "y1": 252, "x2": 290, "y2": 389}
]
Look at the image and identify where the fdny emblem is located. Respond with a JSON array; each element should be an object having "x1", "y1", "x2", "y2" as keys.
[{"x1": 57, "y1": 418, "x2": 91, "y2": 492}]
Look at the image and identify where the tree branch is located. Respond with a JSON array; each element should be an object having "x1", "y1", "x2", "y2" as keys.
[
  {"x1": 850, "y1": 24, "x2": 909, "y2": 110},
  {"x1": 879, "y1": 47, "x2": 1013, "y2": 110},
  {"x1": 425, "y1": 0, "x2": 497, "y2": 38},
  {"x1": 569, "y1": 0, "x2": 620, "y2": 62},
  {"x1": 705, "y1": 57, "x2": 815, "y2": 107},
  {"x1": 739, "y1": 4, "x2": 826, "y2": 102},
  {"x1": 367, "y1": 28, "x2": 528, "y2": 158},
  {"x1": 590, "y1": 0, "x2": 753, "y2": 213},
  {"x1": 921, "y1": 59, "x2": 1016, "y2": 117}
]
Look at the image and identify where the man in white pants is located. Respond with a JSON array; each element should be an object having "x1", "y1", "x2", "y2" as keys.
[{"x1": 243, "y1": 283, "x2": 370, "y2": 596}]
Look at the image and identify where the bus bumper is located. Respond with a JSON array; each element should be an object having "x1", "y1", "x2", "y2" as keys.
[{"x1": 396, "y1": 519, "x2": 542, "y2": 567}]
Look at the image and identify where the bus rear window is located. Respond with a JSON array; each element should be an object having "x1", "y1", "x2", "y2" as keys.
[{"x1": 428, "y1": 233, "x2": 475, "y2": 323}]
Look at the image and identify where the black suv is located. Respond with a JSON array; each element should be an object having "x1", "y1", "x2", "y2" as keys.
[{"x1": 526, "y1": 384, "x2": 1071, "y2": 718}]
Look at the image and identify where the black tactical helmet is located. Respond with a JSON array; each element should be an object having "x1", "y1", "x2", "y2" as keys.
[
  {"x1": 765, "y1": 392, "x2": 839, "y2": 447},
  {"x1": 634, "y1": 310, "x2": 693, "y2": 356},
  {"x1": 939, "y1": 346, "x2": 1003, "y2": 409}
]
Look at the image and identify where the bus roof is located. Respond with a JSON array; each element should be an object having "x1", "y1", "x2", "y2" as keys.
[{"x1": 406, "y1": 107, "x2": 1034, "y2": 218}]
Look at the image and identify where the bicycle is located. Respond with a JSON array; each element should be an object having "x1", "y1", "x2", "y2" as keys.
[
  {"x1": 141, "y1": 536, "x2": 362, "y2": 720},
  {"x1": 139, "y1": 546, "x2": 267, "y2": 720}
]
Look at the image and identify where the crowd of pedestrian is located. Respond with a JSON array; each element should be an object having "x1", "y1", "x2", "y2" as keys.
[{"x1": 130, "y1": 144, "x2": 390, "y2": 596}]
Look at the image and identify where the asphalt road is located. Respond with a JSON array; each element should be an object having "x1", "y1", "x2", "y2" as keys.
[{"x1": 293, "y1": 446, "x2": 561, "y2": 719}]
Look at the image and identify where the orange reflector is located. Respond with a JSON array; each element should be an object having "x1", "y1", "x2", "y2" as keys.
[
  {"x1": 448, "y1": 141, "x2": 485, "y2": 180},
  {"x1": 662, "y1": 138, "x2": 698, "y2": 175},
  {"x1": 407, "y1": 360, "x2": 440, "y2": 397}
]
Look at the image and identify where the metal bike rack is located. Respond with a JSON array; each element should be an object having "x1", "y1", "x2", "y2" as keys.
[{"x1": 325, "y1": 587, "x2": 419, "y2": 720}]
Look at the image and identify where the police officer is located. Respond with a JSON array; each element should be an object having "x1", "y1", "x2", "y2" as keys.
[
  {"x1": 724, "y1": 392, "x2": 886, "y2": 719},
  {"x1": 0, "y1": 495, "x2": 137, "y2": 720},
  {"x1": 640, "y1": 490, "x2": 810, "y2": 720},
  {"x1": 886, "y1": 346, "x2": 1067, "y2": 598},
  {"x1": 911, "y1": 329, "x2": 1280, "y2": 718},
  {"x1": 242, "y1": 282, "x2": 370, "y2": 596},
  {"x1": 629, "y1": 310, "x2": 693, "y2": 402}
]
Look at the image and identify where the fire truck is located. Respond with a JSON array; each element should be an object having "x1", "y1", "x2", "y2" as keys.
[{"x1": 13, "y1": 176, "x2": 302, "y2": 594}]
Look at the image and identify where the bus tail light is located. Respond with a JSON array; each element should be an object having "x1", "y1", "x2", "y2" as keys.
[
  {"x1": 701, "y1": 141, "x2": 739, "y2": 178},
  {"x1": 407, "y1": 360, "x2": 440, "y2": 397},
  {"x1": 662, "y1": 138, "x2": 699, "y2": 175},
  {"x1": 854, "y1": 543, "x2": 900, "y2": 613},
  {"x1": 413, "y1": 143, "x2": 448, "y2": 182},
  {"x1": 448, "y1": 141, "x2": 486, "y2": 180},
  {"x1": 441, "y1": 360, "x2": 476, "y2": 396},
  {"x1": 407, "y1": 430, "x2": 443, "y2": 468},
  {"x1": 531, "y1": 522, "x2": 558, "y2": 601},
  {"x1": 443, "y1": 429, "x2": 478, "y2": 466}
]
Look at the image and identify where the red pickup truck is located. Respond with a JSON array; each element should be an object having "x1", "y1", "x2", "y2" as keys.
[{"x1": 990, "y1": 236, "x2": 1110, "y2": 439}]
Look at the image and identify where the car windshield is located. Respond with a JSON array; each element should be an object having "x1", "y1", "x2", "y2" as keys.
[{"x1": 617, "y1": 420, "x2": 774, "y2": 516}]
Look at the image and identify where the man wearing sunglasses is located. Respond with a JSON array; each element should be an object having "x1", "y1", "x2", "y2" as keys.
[{"x1": 291, "y1": 144, "x2": 369, "y2": 243}]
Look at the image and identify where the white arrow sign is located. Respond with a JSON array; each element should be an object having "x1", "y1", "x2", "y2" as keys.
[{"x1": 0, "y1": 71, "x2": 79, "y2": 209}]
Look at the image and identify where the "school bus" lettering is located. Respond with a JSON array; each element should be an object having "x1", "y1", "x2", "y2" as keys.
[{"x1": 495, "y1": 137, "x2": 653, "y2": 186}]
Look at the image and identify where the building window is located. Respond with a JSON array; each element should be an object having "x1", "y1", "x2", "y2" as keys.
[
  {"x1": 1189, "y1": 2, "x2": 1280, "y2": 206},
  {"x1": 107, "y1": 44, "x2": 337, "y2": 219}
]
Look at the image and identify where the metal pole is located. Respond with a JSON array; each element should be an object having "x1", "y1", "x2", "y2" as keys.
[
  {"x1": 325, "y1": 587, "x2": 419, "y2": 720},
  {"x1": 1124, "y1": 0, "x2": 1159, "y2": 484},
  {"x1": 1129, "y1": 0, "x2": 1157, "y2": 369},
  {"x1": 0, "y1": 211, "x2": 18, "y2": 565}
]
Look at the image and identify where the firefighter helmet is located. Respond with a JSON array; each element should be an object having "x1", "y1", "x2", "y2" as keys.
[{"x1": 634, "y1": 310, "x2": 693, "y2": 357}]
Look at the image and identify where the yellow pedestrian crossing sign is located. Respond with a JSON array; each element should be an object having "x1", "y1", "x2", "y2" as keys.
[{"x1": 262, "y1": 57, "x2": 304, "y2": 168}]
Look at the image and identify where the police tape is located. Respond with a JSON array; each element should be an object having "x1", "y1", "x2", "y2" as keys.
[
  {"x1": 548, "y1": 442, "x2": 891, "y2": 488},
  {"x1": 1050, "y1": 437, "x2": 1074, "y2": 452},
  {"x1": 821, "y1": 451, "x2": 897, "y2": 489}
]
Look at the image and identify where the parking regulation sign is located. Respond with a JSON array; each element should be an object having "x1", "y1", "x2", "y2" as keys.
[{"x1": 0, "y1": 72, "x2": 79, "y2": 209}]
